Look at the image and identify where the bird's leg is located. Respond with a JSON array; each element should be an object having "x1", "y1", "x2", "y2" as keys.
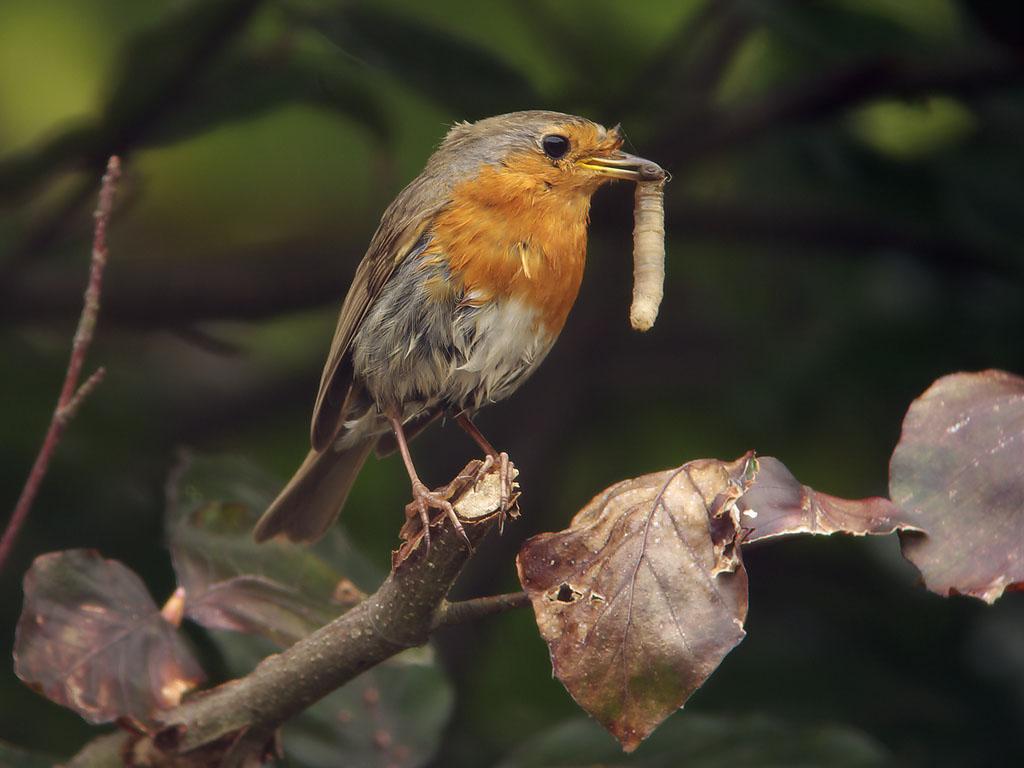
[
  {"x1": 386, "y1": 410, "x2": 471, "y2": 550},
  {"x1": 455, "y1": 412, "x2": 499, "y2": 457},
  {"x1": 455, "y1": 413, "x2": 517, "y2": 523}
]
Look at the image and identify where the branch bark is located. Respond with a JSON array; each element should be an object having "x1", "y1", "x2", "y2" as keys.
[{"x1": 0, "y1": 156, "x2": 120, "y2": 574}]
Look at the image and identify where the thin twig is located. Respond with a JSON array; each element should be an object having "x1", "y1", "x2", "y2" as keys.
[
  {"x1": 432, "y1": 591, "x2": 531, "y2": 630},
  {"x1": 0, "y1": 156, "x2": 121, "y2": 574}
]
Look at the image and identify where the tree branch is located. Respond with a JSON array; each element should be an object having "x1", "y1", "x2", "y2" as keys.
[
  {"x1": 664, "y1": 198, "x2": 1019, "y2": 277},
  {"x1": 8, "y1": 187, "x2": 1015, "y2": 337},
  {"x1": 433, "y1": 591, "x2": 531, "y2": 630},
  {"x1": 3, "y1": 242, "x2": 357, "y2": 328},
  {"x1": 654, "y1": 51, "x2": 1024, "y2": 167},
  {"x1": 0, "y1": 0, "x2": 265, "y2": 281},
  {"x1": 144, "y1": 462, "x2": 510, "y2": 761},
  {"x1": 0, "y1": 156, "x2": 121, "y2": 574}
]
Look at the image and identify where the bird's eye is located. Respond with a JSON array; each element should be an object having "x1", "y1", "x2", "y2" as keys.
[{"x1": 541, "y1": 134, "x2": 570, "y2": 160}]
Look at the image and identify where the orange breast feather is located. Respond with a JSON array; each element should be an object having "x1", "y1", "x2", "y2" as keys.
[{"x1": 424, "y1": 157, "x2": 593, "y2": 335}]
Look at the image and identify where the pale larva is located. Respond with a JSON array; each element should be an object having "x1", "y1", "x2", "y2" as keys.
[{"x1": 630, "y1": 165, "x2": 667, "y2": 332}]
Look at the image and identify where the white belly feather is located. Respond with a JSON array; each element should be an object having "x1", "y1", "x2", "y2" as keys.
[
  {"x1": 447, "y1": 297, "x2": 553, "y2": 407},
  {"x1": 340, "y1": 297, "x2": 553, "y2": 447}
]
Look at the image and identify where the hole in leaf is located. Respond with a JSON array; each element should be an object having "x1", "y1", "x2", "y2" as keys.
[{"x1": 554, "y1": 582, "x2": 580, "y2": 603}]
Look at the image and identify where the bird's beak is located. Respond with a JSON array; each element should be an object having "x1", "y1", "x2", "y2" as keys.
[{"x1": 577, "y1": 151, "x2": 666, "y2": 182}]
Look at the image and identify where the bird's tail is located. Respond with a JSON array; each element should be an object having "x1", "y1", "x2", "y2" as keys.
[{"x1": 253, "y1": 439, "x2": 375, "y2": 543}]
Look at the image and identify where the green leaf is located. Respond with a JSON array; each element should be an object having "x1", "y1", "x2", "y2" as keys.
[
  {"x1": 0, "y1": 740, "x2": 61, "y2": 768},
  {"x1": 167, "y1": 451, "x2": 379, "y2": 647},
  {"x1": 284, "y1": 652, "x2": 453, "y2": 768},
  {"x1": 848, "y1": 97, "x2": 976, "y2": 160},
  {"x1": 212, "y1": 631, "x2": 453, "y2": 768}
]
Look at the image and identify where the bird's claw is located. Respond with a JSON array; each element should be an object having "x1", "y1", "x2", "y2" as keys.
[
  {"x1": 497, "y1": 452, "x2": 514, "y2": 511},
  {"x1": 475, "y1": 452, "x2": 520, "y2": 533},
  {"x1": 411, "y1": 480, "x2": 472, "y2": 551},
  {"x1": 478, "y1": 452, "x2": 495, "y2": 479}
]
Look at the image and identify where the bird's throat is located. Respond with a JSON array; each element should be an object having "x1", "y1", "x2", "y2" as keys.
[{"x1": 426, "y1": 164, "x2": 591, "y2": 335}]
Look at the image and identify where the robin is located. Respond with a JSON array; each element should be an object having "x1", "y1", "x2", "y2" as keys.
[{"x1": 254, "y1": 110, "x2": 662, "y2": 546}]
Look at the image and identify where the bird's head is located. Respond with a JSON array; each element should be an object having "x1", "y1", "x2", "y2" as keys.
[
  {"x1": 400, "y1": 111, "x2": 664, "y2": 331},
  {"x1": 428, "y1": 111, "x2": 661, "y2": 203}
]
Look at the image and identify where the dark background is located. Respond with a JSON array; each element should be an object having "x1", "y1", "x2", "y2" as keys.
[{"x1": 1, "y1": 1, "x2": 1023, "y2": 766}]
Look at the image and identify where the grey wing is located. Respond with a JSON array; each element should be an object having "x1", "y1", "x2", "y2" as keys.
[{"x1": 310, "y1": 181, "x2": 449, "y2": 451}]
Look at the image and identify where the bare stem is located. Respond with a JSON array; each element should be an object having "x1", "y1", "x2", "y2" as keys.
[
  {"x1": 0, "y1": 156, "x2": 120, "y2": 574},
  {"x1": 433, "y1": 591, "x2": 531, "y2": 630}
]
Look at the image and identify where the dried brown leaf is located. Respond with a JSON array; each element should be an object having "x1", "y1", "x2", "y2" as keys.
[
  {"x1": 739, "y1": 456, "x2": 920, "y2": 543},
  {"x1": 890, "y1": 370, "x2": 1024, "y2": 603},
  {"x1": 13, "y1": 549, "x2": 203, "y2": 725},
  {"x1": 516, "y1": 457, "x2": 753, "y2": 752}
]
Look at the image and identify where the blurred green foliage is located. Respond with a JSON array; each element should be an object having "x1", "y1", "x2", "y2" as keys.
[
  {"x1": 496, "y1": 714, "x2": 893, "y2": 768},
  {"x1": 1, "y1": 0, "x2": 1022, "y2": 765}
]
